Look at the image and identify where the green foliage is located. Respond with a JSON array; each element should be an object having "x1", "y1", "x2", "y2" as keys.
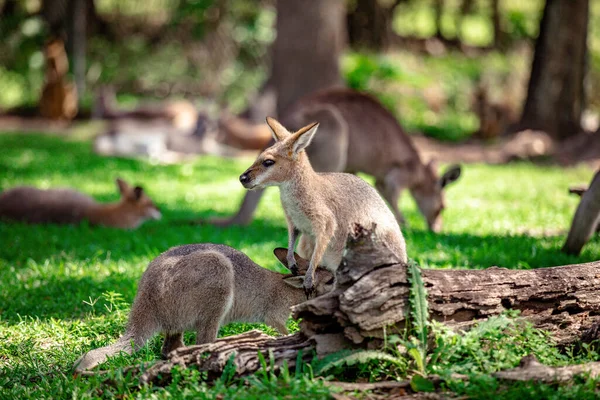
[
  {"x1": 427, "y1": 311, "x2": 585, "y2": 376},
  {"x1": 407, "y1": 261, "x2": 429, "y2": 371},
  {"x1": 313, "y1": 350, "x2": 406, "y2": 377}
]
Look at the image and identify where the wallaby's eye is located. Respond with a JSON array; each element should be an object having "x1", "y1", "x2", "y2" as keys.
[
  {"x1": 325, "y1": 276, "x2": 335, "y2": 285},
  {"x1": 262, "y1": 159, "x2": 275, "y2": 167}
]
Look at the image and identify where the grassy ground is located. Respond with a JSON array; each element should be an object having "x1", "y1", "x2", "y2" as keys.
[{"x1": 1, "y1": 133, "x2": 600, "y2": 398}]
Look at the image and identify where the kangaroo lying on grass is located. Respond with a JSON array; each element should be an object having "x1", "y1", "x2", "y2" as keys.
[
  {"x1": 239, "y1": 117, "x2": 407, "y2": 295},
  {"x1": 74, "y1": 244, "x2": 333, "y2": 372},
  {"x1": 0, "y1": 178, "x2": 160, "y2": 229},
  {"x1": 211, "y1": 89, "x2": 462, "y2": 232}
]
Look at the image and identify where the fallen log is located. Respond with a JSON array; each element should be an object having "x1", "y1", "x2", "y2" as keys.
[
  {"x1": 295, "y1": 224, "x2": 600, "y2": 351},
  {"x1": 90, "y1": 224, "x2": 600, "y2": 386}
]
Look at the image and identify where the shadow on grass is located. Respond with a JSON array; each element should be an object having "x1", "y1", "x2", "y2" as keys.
[{"x1": 2, "y1": 217, "x2": 599, "y2": 323}]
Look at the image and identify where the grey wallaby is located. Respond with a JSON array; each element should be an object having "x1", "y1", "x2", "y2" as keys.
[
  {"x1": 73, "y1": 244, "x2": 333, "y2": 372},
  {"x1": 0, "y1": 178, "x2": 160, "y2": 229},
  {"x1": 239, "y1": 117, "x2": 407, "y2": 295},
  {"x1": 211, "y1": 89, "x2": 462, "y2": 232}
]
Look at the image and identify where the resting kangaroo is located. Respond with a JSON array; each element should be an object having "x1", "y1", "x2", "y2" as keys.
[
  {"x1": 74, "y1": 245, "x2": 333, "y2": 371},
  {"x1": 0, "y1": 178, "x2": 160, "y2": 229},
  {"x1": 239, "y1": 117, "x2": 407, "y2": 295},
  {"x1": 211, "y1": 89, "x2": 462, "y2": 232}
]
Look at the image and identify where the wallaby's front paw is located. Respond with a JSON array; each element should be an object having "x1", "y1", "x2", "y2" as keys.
[
  {"x1": 303, "y1": 277, "x2": 315, "y2": 299},
  {"x1": 304, "y1": 286, "x2": 315, "y2": 300},
  {"x1": 290, "y1": 263, "x2": 299, "y2": 275}
]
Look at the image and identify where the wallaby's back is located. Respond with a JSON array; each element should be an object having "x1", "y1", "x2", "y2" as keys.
[
  {"x1": 286, "y1": 88, "x2": 421, "y2": 177},
  {"x1": 0, "y1": 187, "x2": 96, "y2": 224}
]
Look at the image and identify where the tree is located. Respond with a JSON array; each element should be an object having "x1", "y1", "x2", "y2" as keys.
[
  {"x1": 262, "y1": 0, "x2": 345, "y2": 117},
  {"x1": 519, "y1": 0, "x2": 589, "y2": 141},
  {"x1": 346, "y1": 0, "x2": 399, "y2": 51}
]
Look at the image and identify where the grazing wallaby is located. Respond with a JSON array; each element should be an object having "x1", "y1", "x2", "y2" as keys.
[
  {"x1": 239, "y1": 117, "x2": 408, "y2": 295},
  {"x1": 0, "y1": 178, "x2": 160, "y2": 229},
  {"x1": 73, "y1": 245, "x2": 333, "y2": 371},
  {"x1": 39, "y1": 37, "x2": 78, "y2": 120},
  {"x1": 211, "y1": 89, "x2": 462, "y2": 232}
]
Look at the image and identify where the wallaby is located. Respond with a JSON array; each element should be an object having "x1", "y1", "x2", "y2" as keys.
[
  {"x1": 210, "y1": 89, "x2": 462, "y2": 232},
  {"x1": 73, "y1": 245, "x2": 333, "y2": 371},
  {"x1": 0, "y1": 178, "x2": 160, "y2": 229},
  {"x1": 239, "y1": 117, "x2": 408, "y2": 295},
  {"x1": 39, "y1": 37, "x2": 78, "y2": 120}
]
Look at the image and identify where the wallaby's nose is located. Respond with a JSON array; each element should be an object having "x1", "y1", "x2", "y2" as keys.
[{"x1": 239, "y1": 173, "x2": 251, "y2": 185}]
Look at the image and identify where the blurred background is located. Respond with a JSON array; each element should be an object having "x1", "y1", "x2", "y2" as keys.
[{"x1": 0, "y1": 0, "x2": 597, "y2": 159}]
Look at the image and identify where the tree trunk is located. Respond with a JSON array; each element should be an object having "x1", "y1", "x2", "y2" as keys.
[
  {"x1": 269, "y1": 0, "x2": 345, "y2": 117},
  {"x1": 66, "y1": 0, "x2": 86, "y2": 104},
  {"x1": 519, "y1": 0, "x2": 589, "y2": 141},
  {"x1": 346, "y1": 0, "x2": 397, "y2": 51},
  {"x1": 563, "y1": 169, "x2": 600, "y2": 255}
]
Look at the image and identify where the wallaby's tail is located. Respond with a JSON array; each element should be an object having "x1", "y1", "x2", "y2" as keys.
[{"x1": 73, "y1": 330, "x2": 147, "y2": 372}]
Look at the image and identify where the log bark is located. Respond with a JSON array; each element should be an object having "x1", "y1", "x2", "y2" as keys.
[
  {"x1": 563, "y1": 169, "x2": 600, "y2": 255},
  {"x1": 294, "y1": 224, "x2": 600, "y2": 349}
]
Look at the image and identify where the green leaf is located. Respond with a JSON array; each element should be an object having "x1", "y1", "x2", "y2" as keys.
[{"x1": 410, "y1": 374, "x2": 435, "y2": 393}]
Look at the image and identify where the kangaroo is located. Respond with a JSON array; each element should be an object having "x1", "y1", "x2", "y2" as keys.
[
  {"x1": 210, "y1": 89, "x2": 462, "y2": 232},
  {"x1": 73, "y1": 245, "x2": 333, "y2": 371},
  {"x1": 0, "y1": 178, "x2": 160, "y2": 229},
  {"x1": 239, "y1": 117, "x2": 408, "y2": 295},
  {"x1": 39, "y1": 37, "x2": 78, "y2": 120}
]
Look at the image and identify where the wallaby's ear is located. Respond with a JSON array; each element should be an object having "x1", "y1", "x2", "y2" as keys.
[
  {"x1": 283, "y1": 275, "x2": 305, "y2": 289},
  {"x1": 133, "y1": 186, "x2": 144, "y2": 200},
  {"x1": 440, "y1": 164, "x2": 462, "y2": 188},
  {"x1": 266, "y1": 117, "x2": 289, "y2": 142},
  {"x1": 116, "y1": 178, "x2": 131, "y2": 196},
  {"x1": 289, "y1": 122, "x2": 319, "y2": 155},
  {"x1": 273, "y1": 248, "x2": 310, "y2": 274},
  {"x1": 273, "y1": 248, "x2": 289, "y2": 266}
]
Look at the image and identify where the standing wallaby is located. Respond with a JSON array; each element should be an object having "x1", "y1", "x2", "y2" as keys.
[
  {"x1": 210, "y1": 89, "x2": 462, "y2": 232},
  {"x1": 73, "y1": 245, "x2": 333, "y2": 371},
  {"x1": 0, "y1": 178, "x2": 160, "y2": 229},
  {"x1": 239, "y1": 117, "x2": 407, "y2": 295}
]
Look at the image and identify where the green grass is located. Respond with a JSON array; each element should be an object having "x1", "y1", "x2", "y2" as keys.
[{"x1": 1, "y1": 133, "x2": 599, "y2": 398}]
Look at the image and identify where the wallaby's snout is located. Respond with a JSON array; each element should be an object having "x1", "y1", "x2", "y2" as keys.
[{"x1": 239, "y1": 170, "x2": 253, "y2": 188}]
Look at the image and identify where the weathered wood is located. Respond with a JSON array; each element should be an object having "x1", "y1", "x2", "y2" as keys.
[
  {"x1": 494, "y1": 355, "x2": 600, "y2": 383},
  {"x1": 138, "y1": 330, "x2": 315, "y2": 385},
  {"x1": 295, "y1": 224, "x2": 600, "y2": 349},
  {"x1": 563, "y1": 170, "x2": 600, "y2": 255}
]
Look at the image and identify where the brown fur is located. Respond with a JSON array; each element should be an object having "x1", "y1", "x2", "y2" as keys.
[
  {"x1": 39, "y1": 38, "x2": 78, "y2": 120},
  {"x1": 73, "y1": 244, "x2": 333, "y2": 371},
  {"x1": 285, "y1": 89, "x2": 462, "y2": 232},
  {"x1": 239, "y1": 117, "x2": 407, "y2": 294},
  {"x1": 213, "y1": 89, "x2": 462, "y2": 232},
  {"x1": 0, "y1": 178, "x2": 160, "y2": 229}
]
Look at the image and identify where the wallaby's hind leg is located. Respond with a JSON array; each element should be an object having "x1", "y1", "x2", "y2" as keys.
[
  {"x1": 305, "y1": 106, "x2": 348, "y2": 173},
  {"x1": 195, "y1": 319, "x2": 221, "y2": 345},
  {"x1": 266, "y1": 318, "x2": 289, "y2": 335},
  {"x1": 297, "y1": 235, "x2": 315, "y2": 261},
  {"x1": 161, "y1": 332, "x2": 184, "y2": 358}
]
